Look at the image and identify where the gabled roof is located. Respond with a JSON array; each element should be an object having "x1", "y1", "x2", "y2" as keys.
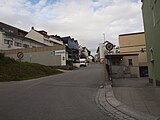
[
  {"x1": 35, "y1": 30, "x2": 50, "y2": 38},
  {"x1": 50, "y1": 35, "x2": 63, "y2": 41},
  {"x1": 62, "y1": 36, "x2": 71, "y2": 44},
  {"x1": 71, "y1": 38, "x2": 74, "y2": 41},
  {"x1": 62, "y1": 36, "x2": 71, "y2": 39},
  {"x1": 0, "y1": 22, "x2": 28, "y2": 36},
  {"x1": 74, "y1": 40, "x2": 78, "y2": 43},
  {"x1": 32, "y1": 27, "x2": 63, "y2": 42},
  {"x1": 74, "y1": 40, "x2": 79, "y2": 45},
  {"x1": 96, "y1": 47, "x2": 99, "y2": 53}
]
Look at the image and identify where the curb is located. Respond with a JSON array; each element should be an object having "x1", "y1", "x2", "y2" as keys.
[{"x1": 96, "y1": 85, "x2": 159, "y2": 120}]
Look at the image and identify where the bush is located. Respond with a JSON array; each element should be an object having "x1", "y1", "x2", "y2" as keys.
[
  {"x1": 0, "y1": 56, "x2": 19, "y2": 64},
  {"x1": 0, "y1": 53, "x2": 4, "y2": 58}
]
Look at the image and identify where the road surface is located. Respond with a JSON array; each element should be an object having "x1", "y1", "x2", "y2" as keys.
[{"x1": 0, "y1": 63, "x2": 113, "y2": 120}]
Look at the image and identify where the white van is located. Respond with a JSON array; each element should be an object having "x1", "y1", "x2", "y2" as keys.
[{"x1": 80, "y1": 58, "x2": 87, "y2": 67}]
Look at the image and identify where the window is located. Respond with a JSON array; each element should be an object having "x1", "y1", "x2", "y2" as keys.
[
  {"x1": 4, "y1": 39, "x2": 13, "y2": 45},
  {"x1": 23, "y1": 44, "x2": 29, "y2": 48},
  {"x1": 8, "y1": 30, "x2": 13, "y2": 33},
  {"x1": 128, "y1": 59, "x2": 133, "y2": 66},
  {"x1": 44, "y1": 39, "x2": 49, "y2": 43},
  {"x1": 14, "y1": 42, "x2": 22, "y2": 47}
]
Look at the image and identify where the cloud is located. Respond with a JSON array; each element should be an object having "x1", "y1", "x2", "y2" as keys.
[{"x1": 0, "y1": 0, "x2": 144, "y2": 55}]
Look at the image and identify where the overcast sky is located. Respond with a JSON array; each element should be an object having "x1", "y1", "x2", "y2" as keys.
[{"x1": 0, "y1": 0, "x2": 144, "y2": 55}]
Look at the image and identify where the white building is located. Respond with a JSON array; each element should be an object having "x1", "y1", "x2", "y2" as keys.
[
  {"x1": 79, "y1": 46, "x2": 91, "y2": 58},
  {"x1": 26, "y1": 27, "x2": 63, "y2": 46},
  {"x1": 0, "y1": 30, "x2": 46, "y2": 50},
  {"x1": 0, "y1": 22, "x2": 63, "y2": 51},
  {"x1": 97, "y1": 42, "x2": 116, "y2": 63}
]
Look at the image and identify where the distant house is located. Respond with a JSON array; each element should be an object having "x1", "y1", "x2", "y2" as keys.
[
  {"x1": 0, "y1": 22, "x2": 47, "y2": 50},
  {"x1": 119, "y1": 32, "x2": 148, "y2": 77},
  {"x1": 26, "y1": 27, "x2": 63, "y2": 46},
  {"x1": 141, "y1": 0, "x2": 160, "y2": 85},
  {"x1": 96, "y1": 42, "x2": 115, "y2": 63},
  {"x1": 79, "y1": 46, "x2": 91, "y2": 59},
  {"x1": 62, "y1": 36, "x2": 79, "y2": 62}
]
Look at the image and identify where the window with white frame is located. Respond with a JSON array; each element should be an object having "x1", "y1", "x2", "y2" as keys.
[
  {"x1": 4, "y1": 39, "x2": 13, "y2": 45},
  {"x1": 14, "y1": 42, "x2": 22, "y2": 47},
  {"x1": 23, "y1": 44, "x2": 29, "y2": 48}
]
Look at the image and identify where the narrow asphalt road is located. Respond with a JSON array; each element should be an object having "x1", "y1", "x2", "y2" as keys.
[{"x1": 0, "y1": 63, "x2": 113, "y2": 120}]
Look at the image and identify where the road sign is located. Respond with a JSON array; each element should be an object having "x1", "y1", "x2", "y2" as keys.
[
  {"x1": 106, "y1": 43, "x2": 114, "y2": 51},
  {"x1": 55, "y1": 50, "x2": 65, "y2": 55},
  {"x1": 17, "y1": 52, "x2": 24, "y2": 59}
]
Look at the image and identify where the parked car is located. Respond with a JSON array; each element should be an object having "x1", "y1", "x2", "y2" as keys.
[{"x1": 80, "y1": 58, "x2": 87, "y2": 67}]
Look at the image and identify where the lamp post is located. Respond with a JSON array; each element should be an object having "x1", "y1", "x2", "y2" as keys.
[{"x1": 103, "y1": 33, "x2": 105, "y2": 42}]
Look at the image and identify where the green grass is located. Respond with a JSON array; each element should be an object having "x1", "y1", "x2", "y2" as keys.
[{"x1": 0, "y1": 56, "x2": 63, "y2": 82}]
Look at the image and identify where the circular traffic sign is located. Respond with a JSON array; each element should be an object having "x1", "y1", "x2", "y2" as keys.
[
  {"x1": 17, "y1": 52, "x2": 24, "y2": 59},
  {"x1": 106, "y1": 43, "x2": 114, "y2": 51}
]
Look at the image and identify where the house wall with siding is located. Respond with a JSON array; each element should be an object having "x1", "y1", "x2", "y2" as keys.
[{"x1": 119, "y1": 33, "x2": 147, "y2": 66}]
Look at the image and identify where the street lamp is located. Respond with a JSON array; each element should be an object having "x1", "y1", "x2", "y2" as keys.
[{"x1": 103, "y1": 33, "x2": 105, "y2": 42}]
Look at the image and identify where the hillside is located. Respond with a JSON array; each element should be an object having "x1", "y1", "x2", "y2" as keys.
[{"x1": 0, "y1": 55, "x2": 63, "y2": 82}]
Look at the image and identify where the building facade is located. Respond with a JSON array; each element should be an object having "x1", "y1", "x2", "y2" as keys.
[
  {"x1": 0, "y1": 22, "x2": 64, "y2": 51},
  {"x1": 79, "y1": 46, "x2": 91, "y2": 58},
  {"x1": 62, "y1": 36, "x2": 79, "y2": 62},
  {"x1": 0, "y1": 22, "x2": 82, "y2": 67},
  {"x1": 105, "y1": 54, "x2": 139, "y2": 78},
  {"x1": 0, "y1": 22, "x2": 67, "y2": 66},
  {"x1": 119, "y1": 32, "x2": 148, "y2": 77},
  {"x1": 26, "y1": 27, "x2": 63, "y2": 46},
  {"x1": 0, "y1": 30, "x2": 46, "y2": 50},
  {"x1": 0, "y1": 22, "x2": 48, "y2": 50},
  {"x1": 141, "y1": 0, "x2": 160, "y2": 85}
]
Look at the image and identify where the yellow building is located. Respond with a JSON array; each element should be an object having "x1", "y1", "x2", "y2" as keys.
[{"x1": 119, "y1": 32, "x2": 148, "y2": 77}]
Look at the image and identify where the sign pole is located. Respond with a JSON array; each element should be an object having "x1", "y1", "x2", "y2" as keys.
[
  {"x1": 17, "y1": 52, "x2": 24, "y2": 76},
  {"x1": 105, "y1": 42, "x2": 114, "y2": 81}
]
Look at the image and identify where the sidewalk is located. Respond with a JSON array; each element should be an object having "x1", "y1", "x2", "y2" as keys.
[
  {"x1": 112, "y1": 78, "x2": 160, "y2": 117},
  {"x1": 96, "y1": 65, "x2": 160, "y2": 120}
]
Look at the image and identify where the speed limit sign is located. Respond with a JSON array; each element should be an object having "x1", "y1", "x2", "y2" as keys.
[{"x1": 106, "y1": 43, "x2": 114, "y2": 51}]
